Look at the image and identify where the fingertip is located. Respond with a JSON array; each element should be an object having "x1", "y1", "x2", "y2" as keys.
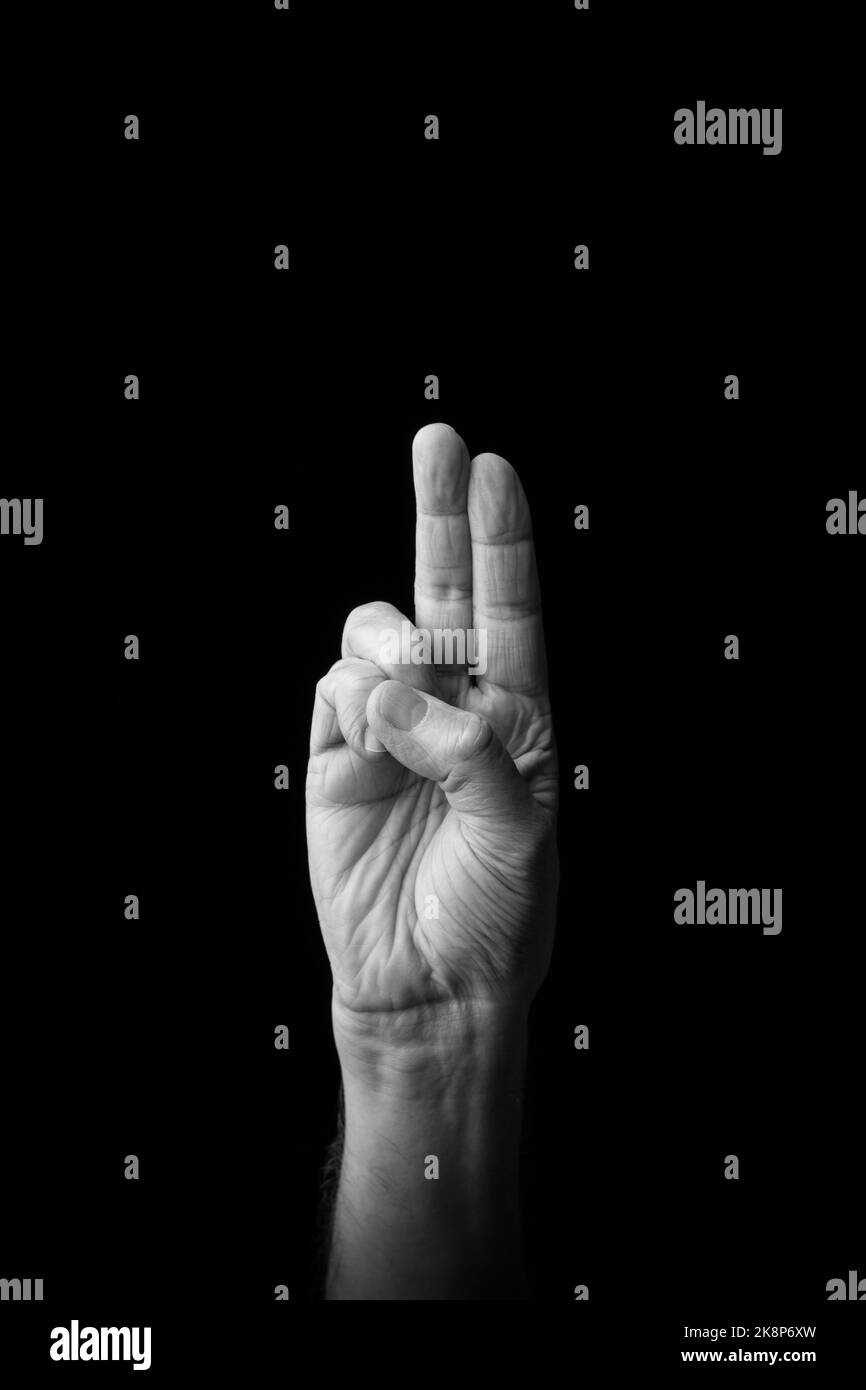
[
  {"x1": 453, "y1": 709, "x2": 494, "y2": 763},
  {"x1": 468, "y1": 450, "x2": 529, "y2": 541},
  {"x1": 412, "y1": 421, "x2": 462, "y2": 454},
  {"x1": 370, "y1": 679, "x2": 429, "y2": 733},
  {"x1": 412, "y1": 424, "x2": 470, "y2": 512}
]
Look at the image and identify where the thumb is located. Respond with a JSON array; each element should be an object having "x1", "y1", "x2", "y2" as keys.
[{"x1": 366, "y1": 680, "x2": 533, "y2": 825}]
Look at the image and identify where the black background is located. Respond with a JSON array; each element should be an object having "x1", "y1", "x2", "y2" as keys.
[{"x1": 2, "y1": 0, "x2": 862, "y2": 1376}]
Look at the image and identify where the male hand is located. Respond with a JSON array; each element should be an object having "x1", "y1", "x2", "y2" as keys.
[
  {"x1": 305, "y1": 422, "x2": 559, "y2": 1298},
  {"x1": 307, "y1": 422, "x2": 558, "y2": 1059}
]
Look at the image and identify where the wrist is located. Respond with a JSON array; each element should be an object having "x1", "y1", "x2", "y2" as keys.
[
  {"x1": 329, "y1": 995, "x2": 530, "y2": 1298},
  {"x1": 332, "y1": 994, "x2": 528, "y2": 1102}
]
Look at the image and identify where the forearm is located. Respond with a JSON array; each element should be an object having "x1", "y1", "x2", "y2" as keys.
[{"x1": 325, "y1": 998, "x2": 530, "y2": 1300}]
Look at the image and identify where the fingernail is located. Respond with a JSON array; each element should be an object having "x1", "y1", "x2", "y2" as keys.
[
  {"x1": 364, "y1": 730, "x2": 386, "y2": 753},
  {"x1": 379, "y1": 683, "x2": 427, "y2": 731}
]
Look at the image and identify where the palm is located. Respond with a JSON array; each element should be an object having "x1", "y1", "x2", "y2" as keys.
[{"x1": 307, "y1": 426, "x2": 558, "y2": 1015}]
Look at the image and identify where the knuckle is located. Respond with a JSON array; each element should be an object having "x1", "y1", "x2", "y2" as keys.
[
  {"x1": 342, "y1": 602, "x2": 389, "y2": 653},
  {"x1": 316, "y1": 658, "x2": 352, "y2": 702},
  {"x1": 344, "y1": 600, "x2": 388, "y2": 631}
]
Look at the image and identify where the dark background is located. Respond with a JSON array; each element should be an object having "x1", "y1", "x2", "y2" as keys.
[{"x1": 2, "y1": 0, "x2": 862, "y2": 1376}]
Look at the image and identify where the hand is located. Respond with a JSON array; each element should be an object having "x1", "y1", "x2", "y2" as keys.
[
  {"x1": 306, "y1": 423, "x2": 559, "y2": 1056},
  {"x1": 306, "y1": 422, "x2": 559, "y2": 1299}
]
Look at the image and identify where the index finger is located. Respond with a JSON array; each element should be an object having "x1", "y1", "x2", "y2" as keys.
[{"x1": 412, "y1": 423, "x2": 474, "y2": 691}]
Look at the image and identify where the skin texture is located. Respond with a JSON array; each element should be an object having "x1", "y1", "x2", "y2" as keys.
[{"x1": 306, "y1": 423, "x2": 559, "y2": 1299}]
